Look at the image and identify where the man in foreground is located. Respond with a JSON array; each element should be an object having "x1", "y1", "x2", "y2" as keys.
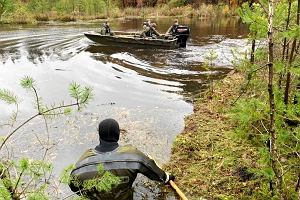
[{"x1": 69, "y1": 118, "x2": 175, "y2": 200}]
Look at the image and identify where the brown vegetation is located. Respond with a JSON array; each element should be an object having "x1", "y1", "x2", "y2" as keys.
[{"x1": 167, "y1": 71, "x2": 261, "y2": 199}]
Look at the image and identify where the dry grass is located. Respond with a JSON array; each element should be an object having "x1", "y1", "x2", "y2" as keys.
[
  {"x1": 1, "y1": 4, "x2": 238, "y2": 24},
  {"x1": 166, "y1": 71, "x2": 261, "y2": 199}
]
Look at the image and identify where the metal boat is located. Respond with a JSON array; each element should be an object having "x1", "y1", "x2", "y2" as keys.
[{"x1": 84, "y1": 26, "x2": 190, "y2": 49}]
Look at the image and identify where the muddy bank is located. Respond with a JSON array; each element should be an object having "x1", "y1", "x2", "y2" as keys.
[{"x1": 167, "y1": 71, "x2": 259, "y2": 199}]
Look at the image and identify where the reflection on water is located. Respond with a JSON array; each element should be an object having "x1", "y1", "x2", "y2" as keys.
[{"x1": 0, "y1": 17, "x2": 248, "y2": 199}]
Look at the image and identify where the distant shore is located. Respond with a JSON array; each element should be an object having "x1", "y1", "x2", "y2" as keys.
[{"x1": 0, "y1": 4, "x2": 237, "y2": 24}]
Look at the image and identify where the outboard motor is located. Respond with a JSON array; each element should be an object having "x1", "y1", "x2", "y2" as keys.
[{"x1": 174, "y1": 25, "x2": 190, "y2": 48}]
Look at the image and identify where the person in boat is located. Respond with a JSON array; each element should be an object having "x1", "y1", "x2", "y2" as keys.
[
  {"x1": 140, "y1": 19, "x2": 151, "y2": 38},
  {"x1": 140, "y1": 21, "x2": 161, "y2": 38},
  {"x1": 165, "y1": 19, "x2": 179, "y2": 36},
  {"x1": 69, "y1": 118, "x2": 175, "y2": 200},
  {"x1": 101, "y1": 21, "x2": 113, "y2": 36},
  {"x1": 149, "y1": 23, "x2": 161, "y2": 38}
]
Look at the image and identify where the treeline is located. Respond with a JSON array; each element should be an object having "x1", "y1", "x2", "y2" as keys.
[
  {"x1": 0, "y1": 0, "x2": 253, "y2": 23},
  {"x1": 0, "y1": 0, "x2": 111, "y2": 22},
  {"x1": 119, "y1": 0, "x2": 249, "y2": 7}
]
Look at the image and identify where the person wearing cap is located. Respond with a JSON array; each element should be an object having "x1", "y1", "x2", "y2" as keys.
[
  {"x1": 140, "y1": 21, "x2": 161, "y2": 38},
  {"x1": 101, "y1": 21, "x2": 113, "y2": 35},
  {"x1": 69, "y1": 118, "x2": 175, "y2": 200},
  {"x1": 140, "y1": 19, "x2": 151, "y2": 38},
  {"x1": 149, "y1": 23, "x2": 161, "y2": 38},
  {"x1": 165, "y1": 19, "x2": 179, "y2": 36}
]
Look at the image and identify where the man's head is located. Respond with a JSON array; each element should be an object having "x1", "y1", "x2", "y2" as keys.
[
  {"x1": 151, "y1": 23, "x2": 157, "y2": 28},
  {"x1": 103, "y1": 20, "x2": 109, "y2": 26},
  {"x1": 146, "y1": 19, "x2": 151, "y2": 25},
  {"x1": 174, "y1": 19, "x2": 179, "y2": 26},
  {"x1": 98, "y1": 118, "x2": 120, "y2": 142}
]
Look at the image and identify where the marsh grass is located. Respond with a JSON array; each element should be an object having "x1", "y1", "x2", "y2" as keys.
[{"x1": 2, "y1": 3, "x2": 238, "y2": 24}]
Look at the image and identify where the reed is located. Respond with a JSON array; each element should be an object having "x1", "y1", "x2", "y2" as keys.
[{"x1": 0, "y1": 2, "x2": 238, "y2": 24}]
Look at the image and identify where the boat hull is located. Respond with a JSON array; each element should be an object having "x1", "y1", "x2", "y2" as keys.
[{"x1": 84, "y1": 31, "x2": 179, "y2": 49}]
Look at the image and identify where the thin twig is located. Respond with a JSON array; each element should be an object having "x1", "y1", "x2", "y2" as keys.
[
  {"x1": 32, "y1": 86, "x2": 41, "y2": 114},
  {"x1": 231, "y1": 64, "x2": 268, "y2": 105},
  {"x1": 12, "y1": 169, "x2": 25, "y2": 197}
]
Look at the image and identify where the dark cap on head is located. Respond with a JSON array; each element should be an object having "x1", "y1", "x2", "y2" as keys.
[{"x1": 98, "y1": 118, "x2": 120, "y2": 142}]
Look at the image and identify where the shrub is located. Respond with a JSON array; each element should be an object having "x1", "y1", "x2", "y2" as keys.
[
  {"x1": 57, "y1": 14, "x2": 76, "y2": 22},
  {"x1": 35, "y1": 14, "x2": 49, "y2": 21},
  {"x1": 198, "y1": 3, "x2": 215, "y2": 18},
  {"x1": 9, "y1": 2, "x2": 35, "y2": 24},
  {"x1": 168, "y1": 0, "x2": 186, "y2": 8}
]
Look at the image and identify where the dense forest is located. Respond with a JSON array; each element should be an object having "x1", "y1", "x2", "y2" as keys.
[{"x1": 0, "y1": 0, "x2": 252, "y2": 23}]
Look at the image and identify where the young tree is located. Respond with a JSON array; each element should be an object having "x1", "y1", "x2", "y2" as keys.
[
  {"x1": 236, "y1": 0, "x2": 300, "y2": 199},
  {"x1": 0, "y1": 77, "x2": 93, "y2": 198}
]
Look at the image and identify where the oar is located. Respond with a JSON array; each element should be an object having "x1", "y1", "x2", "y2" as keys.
[{"x1": 169, "y1": 180, "x2": 188, "y2": 200}]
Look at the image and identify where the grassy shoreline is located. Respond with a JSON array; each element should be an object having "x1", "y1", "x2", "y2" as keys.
[
  {"x1": 167, "y1": 71, "x2": 261, "y2": 199},
  {"x1": 0, "y1": 4, "x2": 237, "y2": 24}
]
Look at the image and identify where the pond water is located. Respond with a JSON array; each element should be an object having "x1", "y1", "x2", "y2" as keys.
[{"x1": 0, "y1": 17, "x2": 249, "y2": 199}]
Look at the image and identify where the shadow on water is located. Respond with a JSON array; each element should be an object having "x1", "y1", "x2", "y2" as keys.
[{"x1": 0, "y1": 17, "x2": 248, "y2": 199}]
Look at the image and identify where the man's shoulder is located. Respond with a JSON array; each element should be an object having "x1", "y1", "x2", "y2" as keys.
[
  {"x1": 118, "y1": 144, "x2": 138, "y2": 152},
  {"x1": 118, "y1": 145, "x2": 147, "y2": 156},
  {"x1": 77, "y1": 148, "x2": 96, "y2": 163}
]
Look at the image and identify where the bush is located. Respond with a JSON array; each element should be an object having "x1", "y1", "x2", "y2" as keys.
[
  {"x1": 57, "y1": 14, "x2": 76, "y2": 22},
  {"x1": 9, "y1": 2, "x2": 35, "y2": 24},
  {"x1": 124, "y1": 7, "x2": 141, "y2": 16},
  {"x1": 110, "y1": 7, "x2": 123, "y2": 18},
  {"x1": 198, "y1": 3, "x2": 215, "y2": 18},
  {"x1": 168, "y1": 0, "x2": 186, "y2": 7},
  {"x1": 35, "y1": 14, "x2": 49, "y2": 21}
]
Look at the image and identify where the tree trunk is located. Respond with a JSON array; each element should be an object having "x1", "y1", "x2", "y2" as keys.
[
  {"x1": 249, "y1": 0, "x2": 256, "y2": 64},
  {"x1": 279, "y1": 0, "x2": 292, "y2": 88},
  {"x1": 284, "y1": 0, "x2": 300, "y2": 105},
  {"x1": 267, "y1": 0, "x2": 283, "y2": 198},
  {"x1": 296, "y1": 172, "x2": 300, "y2": 192},
  {"x1": 250, "y1": 39, "x2": 255, "y2": 64}
]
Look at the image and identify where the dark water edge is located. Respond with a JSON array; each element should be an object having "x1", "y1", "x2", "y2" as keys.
[{"x1": 0, "y1": 17, "x2": 249, "y2": 199}]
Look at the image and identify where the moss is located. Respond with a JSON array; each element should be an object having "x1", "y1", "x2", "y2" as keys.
[{"x1": 167, "y1": 71, "x2": 261, "y2": 199}]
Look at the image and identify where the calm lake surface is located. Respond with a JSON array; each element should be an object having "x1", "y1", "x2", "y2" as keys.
[{"x1": 0, "y1": 17, "x2": 248, "y2": 199}]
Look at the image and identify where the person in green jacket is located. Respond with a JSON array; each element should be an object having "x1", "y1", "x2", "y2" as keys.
[
  {"x1": 165, "y1": 19, "x2": 179, "y2": 36},
  {"x1": 69, "y1": 118, "x2": 175, "y2": 200},
  {"x1": 101, "y1": 21, "x2": 113, "y2": 35},
  {"x1": 140, "y1": 19, "x2": 161, "y2": 38}
]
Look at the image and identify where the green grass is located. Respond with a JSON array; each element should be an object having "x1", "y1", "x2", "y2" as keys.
[
  {"x1": 1, "y1": 4, "x2": 238, "y2": 24},
  {"x1": 166, "y1": 72, "x2": 261, "y2": 199}
]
